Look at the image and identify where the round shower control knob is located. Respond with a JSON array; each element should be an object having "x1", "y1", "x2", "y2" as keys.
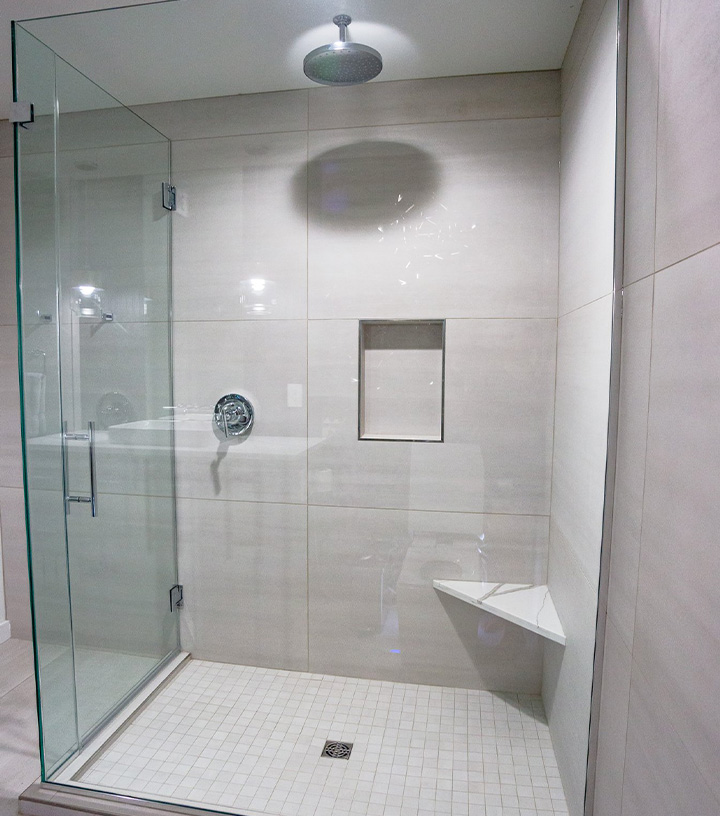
[{"x1": 213, "y1": 394, "x2": 254, "y2": 438}]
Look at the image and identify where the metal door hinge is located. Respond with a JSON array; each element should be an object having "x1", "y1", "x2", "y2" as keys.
[
  {"x1": 170, "y1": 584, "x2": 184, "y2": 611},
  {"x1": 10, "y1": 102, "x2": 34, "y2": 128},
  {"x1": 162, "y1": 182, "x2": 177, "y2": 211}
]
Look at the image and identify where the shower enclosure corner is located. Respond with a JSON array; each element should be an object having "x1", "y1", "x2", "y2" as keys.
[{"x1": 12, "y1": 20, "x2": 180, "y2": 779}]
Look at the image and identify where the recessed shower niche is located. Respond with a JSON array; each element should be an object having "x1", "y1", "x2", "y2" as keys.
[
  {"x1": 359, "y1": 320, "x2": 444, "y2": 441},
  {"x1": 12, "y1": 2, "x2": 623, "y2": 816}
]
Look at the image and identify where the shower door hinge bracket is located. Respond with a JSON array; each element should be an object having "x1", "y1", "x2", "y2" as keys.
[
  {"x1": 10, "y1": 102, "x2": 34, "y2": 128},
  {"x1": 170, "y1": 584, "x2": 184, "y2": 611},
  {"x1": 162, "y1": 182, "x2": 177, "y2": 211}
]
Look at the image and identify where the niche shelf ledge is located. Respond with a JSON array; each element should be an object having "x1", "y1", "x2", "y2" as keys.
[{"x1": 433, "y1": 580, "x2": 566, "y2": 645}]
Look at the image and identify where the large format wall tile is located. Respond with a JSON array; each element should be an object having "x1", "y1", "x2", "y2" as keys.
[
  {"x1": 309, "y1": 71, "x2": 560, "y2": 130},
  {"x1": 558, "y1": 0, "x2": 617, "y2": 315},
  {"x1": 607, "y1": 277, "x2": 653, "y2": 650},
  {"x1": 550, "y1": 295, "x2": 612, "y2": 588},
  {"x1": 174, "y1": 320, "x2": 307, "y2": 505},
  {"x1": 0, "y1": 487, "x2": 31, "y2": 640},
  {"x1": 631, "y1": 245, "x2": 720, "y2": 801},
  {"x1": 133, "y1": 90, "x2": 308, "y2": 141},
  {"x1": 561, "y1": 0, "x2": 610, "y2": 110},
  {"x1": 655, "y1": 0, "x2": 720, "y2": 270},
  {"x1": 0, "y1": 326, "x2": 22, "y2": 489},
  {"x1": 307, "y1": 118, "x2": 559, "y2": 320},
  {"x1": 0, "y1": 158, "x2": 16, "y2": 327},
  {"x1": 308, "y1": 318, "x2": 555, "y2": 514},
  {"x1": 308, "y1": 505, "x2": 545, "y2": 691},
  {"x1": 178, "y1": 497, "x2": 308, "y2": 671},
  {"x1": 623, "y1": 0, "x2": 660, "y2": 285},
  {"x1": 172, "y1": 133, "x2": 308, "y2": 321},
  {"x1": 592, "y1": 616, "x2": 631, "y2": 816},
  {"x1": 543, "y1": 530, "x2": 599, "y2": 816},
  {"x1": 621, "y1": 662, "x2": 720, "y2": 816}
]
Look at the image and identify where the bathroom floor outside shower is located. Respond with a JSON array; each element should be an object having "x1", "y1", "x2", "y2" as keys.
[{"x1": 74, "y1": 658, "x2": 569, "y2": 816}]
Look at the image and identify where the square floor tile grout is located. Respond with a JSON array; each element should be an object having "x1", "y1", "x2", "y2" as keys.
[{"x1": 74, "y1": 659, "x2": 569, "y2": 816}]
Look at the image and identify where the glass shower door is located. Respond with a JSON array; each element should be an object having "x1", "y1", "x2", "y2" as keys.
[{"x1": 14, "y1": 23, "x2": 179, "y2": 773}]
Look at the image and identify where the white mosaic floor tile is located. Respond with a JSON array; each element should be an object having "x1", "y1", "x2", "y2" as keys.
[{"x1": 77, "y1": 660, "x2": 568, "y2": 816}]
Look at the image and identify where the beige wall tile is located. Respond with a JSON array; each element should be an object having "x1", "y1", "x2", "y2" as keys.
[
  {"x1": 309, "y1": 318, "x2": 556, "y2": 515},
  {"x1": 559, "y1": 0, "x2": 617, "y2": 315},
  {"x1": 173, "y1": 319, "x2": 307, "y2": 505},
  {"x1": 132, "y1": 90, "x2": 308, "y2": 141},
  {"x1": 607, "y1": 277, "x2": 653, "y2": 650},
  {"x1": 0, "y1": 326, "x2": 22, "y2": 489},
  {"x1": 177, "y1": 497, "x2": 308, "y2": 670},
  {"x1": 561, "y1": 0, "x2": 611, "y2": 110},
  {"x1": 308, "y1": 505, "x2": 545, "y2": 691},
  {"x1": 0, "y1": 487, "x2": 31, "y2": 640},
  {"x1": 631, "y1": 244, "x2": 720, "y2": 801},
  {"x1": 307, "y1": 118, "x2": 559, "y2": 320},
  {"x1": 0, "y1": 158, "x2": 16, "y2": 327},
  {"x1": 309, "y1": 71, "x2": 560, "y2": 131},
  {"x1": 621, "y1": 662, "x2": 720, "y2": 816},
  {"x1": 542, "y1": 529, "x2": 599, "y2": 816},
  {"x1": 623, "y1": 0, "x2": 660, "y2": 285},
  {"x1": 550, "y1": 295, "x2": 613, "y2": 588},
  {"x1": 171, "y1": 132, "x2": 308, "y2": 322},
  {"x1": 655, "y1": 0, "x2": 720, "y2": 269},
  {"x1": 593, "y1": 616, "x2": 631, "y2": 816}
]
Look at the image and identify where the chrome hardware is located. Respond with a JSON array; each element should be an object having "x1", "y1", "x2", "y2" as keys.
[
  {"x1": 63, "y1": 421, "x2": 98, "y2": 517},
  {"x1": 35, "y1": 310, "x2": 52, "y2": 322},
  {"x1": 10, "y1": 101, "x2": 34, "y2": 127},
  {"x1": 170, "y1": 584, "x2": 184, "y2": 611},
  {"x1": 162, "y1": 182, "x2": 177, "y2": 211},
  {"x1": 214, "y1": 394, "x2": 254, "y2": 438}
]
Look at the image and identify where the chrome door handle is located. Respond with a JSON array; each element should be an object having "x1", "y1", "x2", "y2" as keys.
[{"x1": 64, "y1": 421, "x2": 98, "y2": 517}]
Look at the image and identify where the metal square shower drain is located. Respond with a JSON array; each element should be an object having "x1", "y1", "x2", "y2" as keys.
[{"x1": 321, "y1": 740, "x2": 353, "y2": 759}]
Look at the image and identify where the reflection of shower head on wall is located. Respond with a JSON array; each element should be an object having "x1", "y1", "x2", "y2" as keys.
[{"x1": 303, "y1": 14, "x2": 382, "y2": 86}]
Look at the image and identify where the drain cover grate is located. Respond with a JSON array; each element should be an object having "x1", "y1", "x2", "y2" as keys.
[{"x1": 321, "y1": 740, "x2": 353, "y2": 759}]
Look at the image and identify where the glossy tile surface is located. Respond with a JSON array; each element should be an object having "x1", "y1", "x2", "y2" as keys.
[
  {"x1": 308, "y1": 505, "x2": 547, "y2": 692},
  {"x1": 592, "y1": 617, "x2": 631, "y2": 816},
  {"x1": 621, "y1": 662, "x2": 720, "y2": 816},
  {"x1": 0, "y1": 641, "x2": 40, "y2": 816},
  {"x1": 307, "y1": 118, "x2": 559, "y2": 320},
  {"x1": 0, "y1": 158, "x2": 16, "y2": 327},
  {"x1": 177, "y1": 498, "x2": 308, "y2": 670},
  {"x1": 309, "y1": 319, "x2": 555, "y2": 514},
  {"x1": 77, "y1": 658, "x2": 569, "y2": 816},
  {"x1": 172, "y1": 133, "x2": 308, "y2": 321},
  {"x1": 607, "y1": 278, "x2": 653, "y2": 650},
  {"x1": 632, "y1": 245, "x2": 720, "y2": 801},
  {"x1": 542, "y1": 531, "x2": 598, "y2": 816},
  {"x1": 133, "y1": 91, "x2": 308, "y2": 141},
  {"x1": 655, "y1": 0, "x2": 720, "y2": 269},
  {"x1": 623, "y1": 0, "x2": 660, "y2": 284},
  {"x1": 0, "y1": 487, "x2": 31, "y2": 641},
  {"x1": 558, "y1": 0, "x2": 617, "y2": 315},
  {"x1": 174, "y1": 320, "x2": 307, "y2": 504},
  {"x1": 0, "y1": 327, "x2": 22, "y2": 490},
  {"x1": 309, "y1": 71, "x2": 560, "y2": 130},
  {"x1": 549, "y1": 296, "x2": 612, "y2": 588}
]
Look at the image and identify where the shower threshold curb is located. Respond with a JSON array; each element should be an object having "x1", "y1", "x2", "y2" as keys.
[{"x1": 19, "y1": 782, "x2": 270, "y2": 816}]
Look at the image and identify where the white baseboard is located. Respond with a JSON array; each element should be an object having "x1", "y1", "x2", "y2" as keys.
[{"x1": 0, "y1": 619, "x2": 11, "y2": 644}]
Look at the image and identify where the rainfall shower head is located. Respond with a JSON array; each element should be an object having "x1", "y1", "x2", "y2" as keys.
[{"x1": 303, "y1": 15, "x2": 382, "y2": 86}]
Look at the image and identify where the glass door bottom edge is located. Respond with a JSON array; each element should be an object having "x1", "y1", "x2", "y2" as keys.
[
  {"x1": 54, "y1": 651, "x2": 190, "y2": 785},
  {"x1": 50, "y1": 657, "x2": 569, "y2": 816}
]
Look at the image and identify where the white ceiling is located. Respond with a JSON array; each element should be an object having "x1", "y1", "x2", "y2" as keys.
[{"x1": 18, "y1": 0, "x2": 582, "y2": 107}]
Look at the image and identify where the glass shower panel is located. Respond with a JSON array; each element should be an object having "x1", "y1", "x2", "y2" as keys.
[
  {"x1": 14, "y1": 20, "x2": 179, "y2": 771},
  {"x1": 13, "y1": 24, "x2": 79, "y2": 778},
  {"x1": 54, "y1": 56, "x2": 178, "y2": 741}
]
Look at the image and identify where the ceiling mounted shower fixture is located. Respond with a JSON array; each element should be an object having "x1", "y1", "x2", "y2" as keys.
[{"x1": 303, "y1": 14, "x2": 383, "y2": 86}]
